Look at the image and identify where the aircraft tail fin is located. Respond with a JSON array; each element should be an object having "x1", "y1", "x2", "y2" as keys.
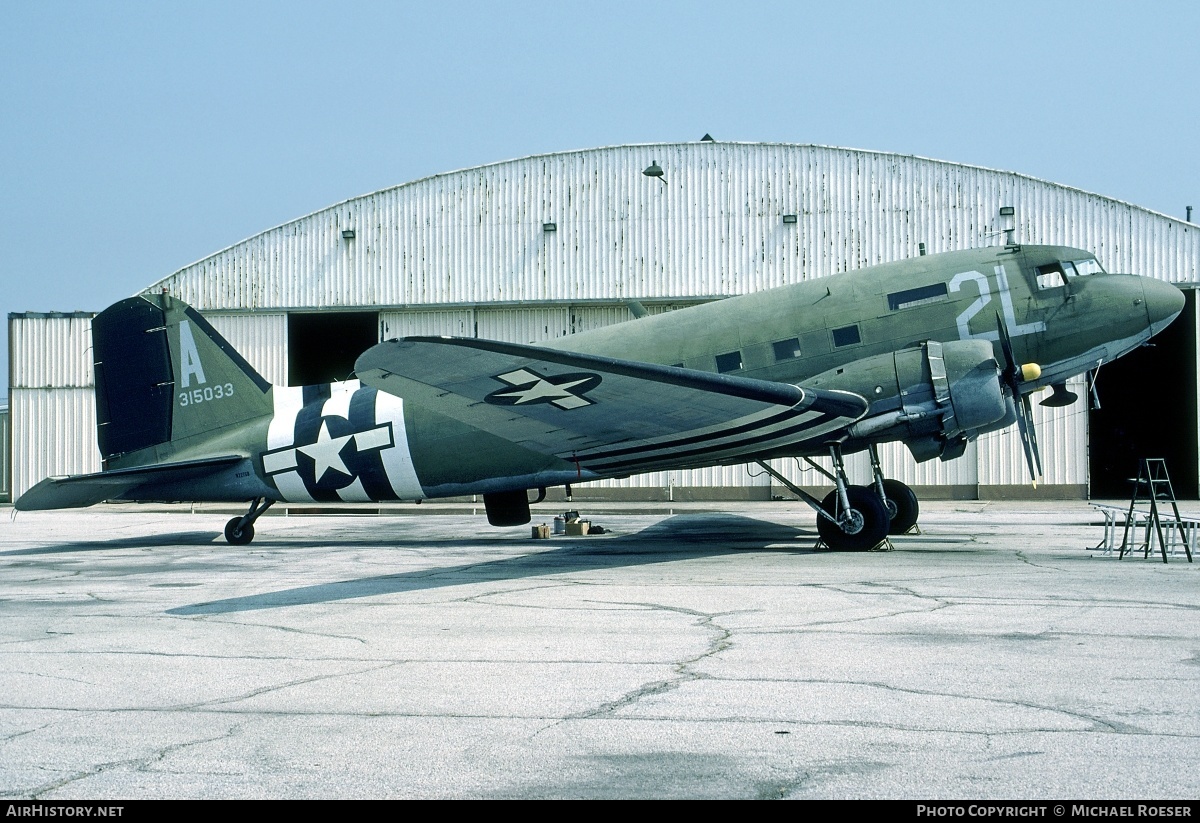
[{"x1": 93, "y1": 294, "x2": 273, "y2": 466}]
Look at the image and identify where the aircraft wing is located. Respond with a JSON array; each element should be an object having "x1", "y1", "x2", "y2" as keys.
[
  {"x1": 355, "y1": 337, "x2": 868, "y2": 474},
  {"x1": 15, "y1": 456, "x2": 244, "y2": 510}
]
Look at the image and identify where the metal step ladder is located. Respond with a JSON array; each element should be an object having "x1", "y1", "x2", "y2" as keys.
[{"x1": 1119, "y1": 458, "x2": 1193, "y2": 563}]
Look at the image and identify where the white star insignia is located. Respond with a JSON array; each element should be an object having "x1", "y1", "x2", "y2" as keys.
[
  {"x1": 297, "y1": 420, "x2": 354, "y2": 483},
  {"x1": 493, "y1": 375, "x2": 593, "y2": 408}
]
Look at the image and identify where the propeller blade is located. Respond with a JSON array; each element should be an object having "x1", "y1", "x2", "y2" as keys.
[
  {"x1": 1016, "y1": 394, "x2": 1043, "y2": 481},
  {"x1": 996, "y1": 312, "x2": 1043, "y2": 485},
  {"x1": 996, "y1": 312, "x2": 1018, "y2": 388}
]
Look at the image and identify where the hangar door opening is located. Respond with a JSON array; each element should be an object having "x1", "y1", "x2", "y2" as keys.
[
  {"x1": 288, "y1": 311, "x2": 379, "y2": 387},
  {"x1": 1089, "y1": 289, "x2": 1198, "y2": 499}
]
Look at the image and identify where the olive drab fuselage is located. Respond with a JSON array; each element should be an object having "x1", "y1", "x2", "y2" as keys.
[{"x1": 17, "y1": 243, "x2": 1184, "y2": 520}]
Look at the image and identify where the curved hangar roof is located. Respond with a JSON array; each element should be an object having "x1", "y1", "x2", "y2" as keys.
[{"x1": 146, "y1": 142, "x2": 1199, "y2": 311}]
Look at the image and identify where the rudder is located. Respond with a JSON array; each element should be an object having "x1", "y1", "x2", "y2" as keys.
[{"x1": 93, "y1": 294, "x2": 273, "y2": 466}]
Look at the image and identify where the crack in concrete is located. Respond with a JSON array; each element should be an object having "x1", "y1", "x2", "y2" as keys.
[
  {"x1": 716, "y1": 580, "x2": 955, "y2": 630},
  {"x1": 4, "y1": 669, "x2": 97, "y2": 686},
  {"x1": 19, "y1": 722, "x2": 245, "y2": 799},
  {"x1": 188, "y1": 617, "x2": 371, "y2": 645},
  {"x1": 458, "y1": 581, "x2": 573, "y2": 606},
  {"x1": 558, "y1": 601, "x2": 739, "y2": 723},
  {"x1": 576, "y1": 712, "x2": 1193, "y2": 741},
  {"x1": 980, "y1": 749, "x2": 1045, "y2": 762},
  {"x1": 0, "y1": 649, "x2": 402, "y2": 664},
  {"x1": 0, "y1": 720, "x2": 56, "y2": 744},
  {"x1": 787, "y1": 602, "x2": 953, "y2": 630},
  {"x1": 1015, "y1": 550, "x2": 1070, "y2": 571},
  {"x1": 816, "y1": 581, "x2": 1200, "y2": 612},
  {"x1": 0, "y1": 663, "x2": 407, "y2": 715},
  {"x1": 173, "y1": 662, "x2": 402, "y2": 711},
  {"x1": 614, "y1": 673, "x2": 1160, "y2": 735}
]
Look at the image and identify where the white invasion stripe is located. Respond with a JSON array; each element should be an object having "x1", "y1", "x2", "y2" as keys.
[
  {"x1": 616, "y1": 404, "x2": 799, "y2": 446},
  {"x1": 577, "y1": 408, "x2": 822, "y2": 463},
  {"x1": 267, "y1": 386, "x2": 305, "y2": 450},
  {"x1": 376, "y1": 392, "x2": 424, "y2": 499},
  {"x1": 273, "y1": 470, "x2": 314, "y2": 503},
  {"x1": 580, "y1": 410, "x2": 846, "y2": 473},
  {"x1": 337, "y1": 476, "x2": 371, "y2": 502},
  {"x1": 322, "y1": 380, "x2": 360, "y2": 419},
  {"x1": 601, "y1": 423, "x2": 851, "y2": 473}
]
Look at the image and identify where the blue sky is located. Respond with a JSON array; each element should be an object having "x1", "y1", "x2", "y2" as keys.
[{"x1": 2, "y1": 0, "x2": 1197, "y2": 393}]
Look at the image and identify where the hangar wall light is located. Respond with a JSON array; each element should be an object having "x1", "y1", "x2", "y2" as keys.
[
  {"x1": 341, "y1": 229, "x2": 356, "y2": 240},
  {"x1": 782, "y1": 214, "x2": 797, "y2": 224},
  {"x1": 643, "y1": 160, "x2": 666, "y2": 185},
  {"x1": 543, "y1": 222, "x2": 557, "y2": 232},
  {"x1": 999, "y1": 205, "x2": 1016, "y2": 245}
]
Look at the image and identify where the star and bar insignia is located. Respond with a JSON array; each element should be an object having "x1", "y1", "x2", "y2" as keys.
[{"x1": 484, "y1": 368, "x2": 602, "y2": 410}]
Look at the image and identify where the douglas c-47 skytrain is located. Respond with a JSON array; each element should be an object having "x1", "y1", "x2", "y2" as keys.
[{"x1": 16, "y1": 244, "x2": 1184, "y2": 550}]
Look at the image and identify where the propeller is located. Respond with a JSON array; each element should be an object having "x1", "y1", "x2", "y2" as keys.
[{"x1": 996, "y1": 313, "x2": 1043, "y2": 485}]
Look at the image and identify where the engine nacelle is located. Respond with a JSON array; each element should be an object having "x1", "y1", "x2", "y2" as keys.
[{"x1": 804, "y1": 339, "x2": 1011, "y2": 462}]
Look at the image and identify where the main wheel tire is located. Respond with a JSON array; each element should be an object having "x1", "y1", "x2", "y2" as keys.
[
  {"x1": 224, "y1": 517, "x2": 255, "y2": 545},
  {"x1": 882, "y1": 478, "x2": 919, "y2": 535},
  {"x1": 817, "y1": 485, "x2": 890, "y2": 551}
]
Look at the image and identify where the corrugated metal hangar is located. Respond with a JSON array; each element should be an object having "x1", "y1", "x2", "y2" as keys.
[{"x1": 8, "y1": 141, "x2": 1200, "y2": 503}]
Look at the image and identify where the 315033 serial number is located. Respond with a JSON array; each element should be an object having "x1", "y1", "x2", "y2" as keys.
[{"x1": 179, "y1": 383, "x2": 235, "y2": 406}]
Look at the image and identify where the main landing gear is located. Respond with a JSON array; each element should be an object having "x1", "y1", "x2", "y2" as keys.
[
  {"x1": 869, "y1": 445, "x2": 919, "y2": 535},
  {"x1": 755, "y1": 444, "x2": 919, "y2": 551},
  {"x1": 225, "y1": 498, "x2": 274, "y2": 545}
]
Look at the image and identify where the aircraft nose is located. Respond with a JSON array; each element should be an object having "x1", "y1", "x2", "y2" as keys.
[{"x1": 1141, "y1": 277, "x2": 1186, "y2": 336}]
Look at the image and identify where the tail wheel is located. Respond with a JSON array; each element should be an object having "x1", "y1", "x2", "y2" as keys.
[
  {"x1": 882, "y1": 478, "x2": 919, "y2": 535},
  {"x1": 817, "y1": 485, "x2": 890, "y2": 551},
  {"x1": 224, "y1": 517, "x2": 255, "y2": 545}
]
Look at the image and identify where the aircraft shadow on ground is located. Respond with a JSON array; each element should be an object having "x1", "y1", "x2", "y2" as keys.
[
  {"x1": 0, "y1": 531, "x2": 223, "y2": 556},
  {"x1": 167, "y1": 513, "x2": 821, "y2": 616}
]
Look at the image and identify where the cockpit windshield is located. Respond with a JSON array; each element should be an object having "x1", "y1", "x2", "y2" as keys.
[
  {"x1": 1035, "y1": 257, "x2": 1106, "y2": 290},
  {"x1": 1072, "y1": 258, "x2": 1105, "y2": 276}
]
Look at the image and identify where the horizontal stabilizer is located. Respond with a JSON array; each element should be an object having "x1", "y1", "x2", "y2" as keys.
[
  {"x1": 356, "y1": 337, "x2": 868, "y2": 474},
  {"x1": 15, "y1": 456, "x2": 244, "y2": 511}
]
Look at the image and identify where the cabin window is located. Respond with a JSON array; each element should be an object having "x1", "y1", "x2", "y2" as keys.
[
  {"x1": 1036, "y1": 263, "x2": 1067, "y2": 290},
  {"x1": 831, "y1": 325, "x2": 861, "y2": 347},
  {"x1": 715, "y1": 351, "x2": 743, "y2": 373},
  {"x1": 887, "y1": 283, "x2": 949, "y2": 311},
  {"x1": 772, "y1": 338, "x2": 802, "y2": 361}
]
